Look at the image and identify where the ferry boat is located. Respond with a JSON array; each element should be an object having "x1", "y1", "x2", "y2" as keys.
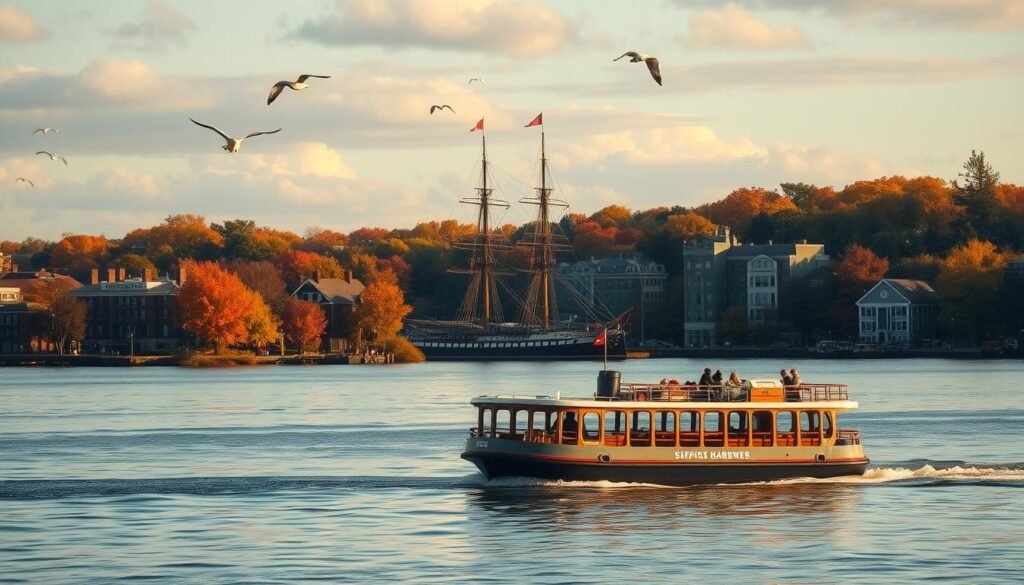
[{"x1": 462, "y1": 371, "x2": 869, "y2": 485}]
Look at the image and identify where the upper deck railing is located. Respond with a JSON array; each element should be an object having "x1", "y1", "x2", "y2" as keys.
[{"x1": 615, "y1": 383, "x2": 850, "y2": 403}]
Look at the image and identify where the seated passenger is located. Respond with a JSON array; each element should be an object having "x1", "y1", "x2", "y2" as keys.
[
  {"x1": 780, "y1": 368, "x2": 794, "y2": 386},
  {"x1": 725, "y1": 371, "x2": 745, "y2": 400},
  {"x1": 698, "y1": 368, "x2": 713, "y2": 386},
  {"x1": 790, "y1": 369, "x2": 802, "y2": 387}
]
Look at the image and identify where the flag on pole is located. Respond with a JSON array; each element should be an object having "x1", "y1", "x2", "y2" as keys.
[
  {"x1": 524, "y1": 113, "x2": 543, "y2": 127},
  {"x1": 592, "y1": 329, "x2": 606, "y2": 347},
  {"x1": 470, "y1": 118, "x2": 484, "y2": 132}
]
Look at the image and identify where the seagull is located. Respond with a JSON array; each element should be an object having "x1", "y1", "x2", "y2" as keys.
[
  {"x1": 613, "y1": 51, "x2": 662, "y2": 86},
  {"x1": 267, "y1": 74, "x2": 331, "y2": 105},
  {"x1": 16, "y1": 177, "x2": 34, "y2": 187},
  {"x1": 33, "y1": 128, "x2": 59, "y2": 134},
  {"x1": 468, "y1": 77, "x2": 484, "y2": 85},
  {"x1": 430, "y1": 105, "x2": 456, "y2": 114},
  {"x1": 35, "y1": 151, "x2": 68, "y2": 166},
  {"x1": 189, "y1": 118, "x2": 282, "y2": 153}
]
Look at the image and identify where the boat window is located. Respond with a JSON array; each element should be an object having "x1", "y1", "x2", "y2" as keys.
[
  {"x1": 481, "y1": 408, "x2": 492, "y2": 437},
  {"x1": 560, "y1": 410, "x2": 579, "y2": 445},
  {"x1": 495, "y1": 409, "x2": 511, "y2": 438},
  {"x1": 603, "y1": 410, "x2": 627, "y2": 447},
  {"x1": 728, "y1": 411, "x2": 749, "y2": 447},
  {"x1": 776, "y1": 410, "x2": 797, "y2": 446},
  {"x1": 532, "y1": 410, "x2": 555, "y2": 443},
  {"x1": 800, "y1": 410, "x2": 822, "y2": 446},
  {"x1": 655, "y1": 410, "x2": 676, "y2": 447},
  {"x1": 752, "y1": 411, "x2": 773, "y2": 447},
  {"x1": 582, "y1": 412, "x2": 600, "y2": 443},
  {"x1": 514, "y1": 409, "x2": 529, "y2": 438},
  {"x1": 823, "y1": 411, "x2": 834, "y2": 439},
  {"x1": 703, "y1": 411, "x2": 724, "y2": 447},
  {"x1": 631, "y1": 410, "x2": 652, "y2": 446},
  {"x1": 680, "y1": 410, "x2": 700, "y2": 447}
]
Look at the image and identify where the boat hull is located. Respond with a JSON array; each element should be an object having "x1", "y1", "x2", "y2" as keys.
[
  {"x1": 410, "y1": 330, "x2": 627, "y2": 361},
  {"x1": 463, "y1": 452, "x2": 869, "y2": 485}
]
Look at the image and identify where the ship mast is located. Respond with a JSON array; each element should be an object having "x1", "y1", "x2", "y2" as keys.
[
  {"x1": 519, "y1": 120, "x2": 569, "y2": 330},
  {"x1": 452, "y1": 120, "x2": 510, "y2": 327}
]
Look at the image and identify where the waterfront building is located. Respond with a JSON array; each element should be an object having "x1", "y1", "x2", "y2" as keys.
[
  {"x1": 682, "y1": 227, "x2": 829, "y2": 347},
  {"x1": 69, "y1": 268, "x2": 185, "y2": 354},
  {"x1": 0, "y1": 251, "x2": 11, "y2": 275},
  {"x1": 290, "y1": 270, "x2": 364, "y2": 352},
  {"x1": 0, "y1": 269, "x2": 82, "y2": 301},
  {"x1": 855, "y1": 279, "x2": 939, "y2": 345},
  {"x1": 0, "y1": 288, "x2": 45, "y2": 353},
  {"x1": 555, "y1": 255, "x2": 668, "y2": 342}
]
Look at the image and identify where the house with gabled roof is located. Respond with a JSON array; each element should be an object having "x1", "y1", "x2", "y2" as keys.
[
  {"x1": 856, "y1": 278, "x2": 940, "y2": 345},
  {"x1": 290, "y1": 269, "x2": 365, "y2": 352}
]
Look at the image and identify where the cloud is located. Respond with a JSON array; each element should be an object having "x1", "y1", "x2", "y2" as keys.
[
  {"x1": 680, "y1": 0, "x2": 1024, "y2": 32},
  {"x1": 110, "y1": 0, "x2": 197, "y2": 51},
  {"x1": 288, "y1": 0, "x2": 576, "y2": 56},
  {"x1": 684, "y1": 3, "x2": 810, "y2": 50},
  {"x1": 0, "y1": 5, "x2": 46, "y2": 43},
  {"x1": 0, "y1": 157, "x2": 56, "y2": 190},
  {"x1": 563, "y1": 126, "x2": 765, "y2": 167},
  {"x1": 88, "y1": 166, "x2": 165, "y2": 199}
]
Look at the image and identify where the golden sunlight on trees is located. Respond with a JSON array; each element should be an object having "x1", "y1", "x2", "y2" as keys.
[
  {"x1": 280, "y1": 298, "x2": 327, "y2": 353},
  {"x1": 177, "y1": 260, "x2": 258, "y2": 352},
  {"x1": 698, "y1": 187, "x2": 797, "y2": 229},
  {"x1": 835, "y1": 243, "x2": 889, "y2": 335},
  {"x1": 937, "y1": 239, "x2": 1008, "y2": 343},
  {"x1": 50, "y1": 235, "x2": 110, "y2": 272},
  {"x1": 274, "y1": 250, "x2": 344, "y2": 286},
  {"x1": 665, "y1": 213, "x2": 717, "y2": 242},
  {"x1": 356, "y1": 272, "x2": 412, "y2": 345},
  {"x1": 243, "y1": 290, "x2": 281, "y2": 348},
  {"x1": 589, "y1": 205, "x2": 632, "y2": 228}
]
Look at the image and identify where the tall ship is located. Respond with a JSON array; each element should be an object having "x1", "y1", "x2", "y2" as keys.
[
  {"x1": 405, "y1": 117, "x2": 627, "y2": 361},
  {"x1": 463, "y1": 372, "x2": 870, "y2": 484}
]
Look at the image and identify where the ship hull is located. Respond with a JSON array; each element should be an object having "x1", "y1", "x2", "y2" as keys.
[
  {"x1": 410, "y1": 330, "x2": 627, "y2": 361},
  {"x1": 463, "y1": 452, "x2": 868, "y2": 485}
]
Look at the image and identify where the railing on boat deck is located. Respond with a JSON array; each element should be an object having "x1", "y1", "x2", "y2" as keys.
[
  {"x1": 618, "y1": 383, "x2": 849, "y2": 402},
  {"x1": 836, "y1": 429, "x2": 861, "y2": 445}
]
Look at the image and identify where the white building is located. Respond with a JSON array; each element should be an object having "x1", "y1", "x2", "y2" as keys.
[{"x1": 856, "y1": 279, "x2": 939, "y2": 345}]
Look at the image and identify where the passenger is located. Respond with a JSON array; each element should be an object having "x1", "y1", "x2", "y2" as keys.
[
  {"x1": 698, "y1": 368, "x2": 714, "y2": 386},
  {"x1": 790, "y1": 369, "x2": 802, "y2": 387},
  {"x1": 712, "y1": 370, "x2": 723, "y2": 385},
  {"x1": 726, "y1": 371, "x2": 742, "y2": 386},
  {"x1": 725, "y1": 371, "x2": 744, "y2": 400},
  {"x1": 780, "y1": 368, "x2": 793, "y2": 386},
  {"x1": 562, "y1": 412, "x2": 578, "y2": 434}
]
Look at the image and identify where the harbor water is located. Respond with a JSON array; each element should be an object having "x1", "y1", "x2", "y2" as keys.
[{"x1": 2, "y1": 358, "x2": 1023, "y2": 584}]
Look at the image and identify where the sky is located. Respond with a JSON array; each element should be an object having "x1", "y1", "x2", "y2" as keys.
[{"x1": 1, "y1": 0, "x2": 1022, "y2": 241}]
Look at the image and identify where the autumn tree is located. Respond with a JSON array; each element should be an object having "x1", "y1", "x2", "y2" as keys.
[
  {"x1": 952, "y1": 150, "x2": 1002, "y2": 242},
  {"x1": 301, "y1": 226, "x2": 348, "y2": 255},
  {"x1": 936, "y1": 239, "x2": 1008, "y2": 344},
  {"x1": 589, "y1": 205, "x2": 632, "y2": 228},
  {"x1": 151, "y1": 214, "x2": 224, "y2": 259},
  {"x1": 355, "y1": 271, "x2": 412, "y2": 345},
  {"x1": 664, "y1": 213, "x2": 717, "y2": 242},
  {"x1": 274, "y1": 249, "x2": 344, "y2": 287},
  {"x1": 110, "y1": 253, "x2": 156, "y2": 277},
  {"x1": 177, "y1": 260, "x2": 259, "y2": 352},
  {"x1": 214, "y1": 219, "x2": 297, "y2": 261},
  {"x1": 45, "y1": 295, "x2": 87, "y2": 355},
  {"x1": 243, "y1": 290, "x2": 281, "y2": 348},
  {"x1": 698, "y1": 187, "x2": 797, "y2": 237},
  {"x1": 280, "y1": 298, "x2": 327, "y2": 353},
  {"x1": 225, "y1": 259, "x2": 288, "y2": 311},
  {"x1": 835, "y1": 243, "x2": 889, "y2": 336},
  {"x1": 50, "y1": 235, "x2": 110, "y2": 273}
]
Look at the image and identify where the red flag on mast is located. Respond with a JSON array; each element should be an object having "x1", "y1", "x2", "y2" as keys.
[
  {"x1": 524, "y1": 113, "x2": 543, "y2": 127},
  {"x1": 470, "y1": 118, "x2": 484, "y2": 132}
]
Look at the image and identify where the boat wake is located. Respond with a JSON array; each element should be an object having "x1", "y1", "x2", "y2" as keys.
[{"x1": 765, "y1": 464, "x2": 1024, "y2": 486}]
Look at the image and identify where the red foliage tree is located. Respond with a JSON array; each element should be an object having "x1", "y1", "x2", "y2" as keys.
[
  {"x1": 281, "y1": 298, "x2": 327, "y2": 353},
  {"x1": 177, "y1": 260, "x2": 257, "y2": 352},
  {"x1": 274, "y1": 250, "x2": 344, "y2": 286}
]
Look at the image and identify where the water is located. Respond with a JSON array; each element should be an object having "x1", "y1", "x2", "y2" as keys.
[{"x1": 1, "y1": 359, "x2": 1022, "y2": 584}]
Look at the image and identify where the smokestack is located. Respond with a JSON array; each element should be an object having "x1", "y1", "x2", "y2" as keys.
[
  {"x1": 313, "y1": 270, "x2": 321, "y2": 283},
  {"x1": 143, "y1": 268, "x2": 154, "y2": 282},
  {"x1": 118, "y1": 268, "x2": 126, "y2": 281},
  {"x1": 107, "y1": 268, "x2": 116, "y2": 283},
  {"x1": 91, "y1": 268, "x2": 99, "y2": 285},
  {"x1": 344, "y1": 269, "x2": 353, "y2": 284},
  {"x1": 176, "y1": 264, "x2": 187, "y2": 285}
]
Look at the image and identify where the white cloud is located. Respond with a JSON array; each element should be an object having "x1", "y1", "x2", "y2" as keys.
[
  {"x1": 72, "y1": 58, "x2": 215, "y2": 111},
  {"x1": 685, "y1": 3, "x2": 809, "y2": 50},
  {"x1": 110, "y1": 0, "x2": 197, "y2": 51},
  {"x1": 89, "y1": 166, "x2": 165, "y2": 199},
  {"x1": 762, "y1": 143, "x2": 890, "y2": 184},
  {"x1": 564, "y1": 126, "x2": 766, "y2": 167},
  {"x1": 0, "y1": 5, "x2": 46, "y2": 43},
  {"x1": 289, "y1": 0, "x2": 576, "y2": 56},
  {"x1": 0, "y1": 158, "x2": 55, "y2": 190}
]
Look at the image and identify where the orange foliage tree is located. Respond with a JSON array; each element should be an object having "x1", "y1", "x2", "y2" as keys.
[
  {"x1": 698, "y1": 187, "x2": 797, "y2": 229},
  {"x1": 589, "y1": 205, "x2": 632, "y2": 227},
  {"x1": 665, "y1": 213, "x2": 717, "y2": 242},
  {"x1": 936, "y1": 239, "x2": 1008, "y2": 343},
  {"x1": 274, "y1": 250, "x2": 344, "y2": 286},
  {"x1": 835, "y1": 243, "x2": 889, "y2": 336},
  {"x1": 177, "y1": 260, "x2": 260, "y2": 352},
  {"x1": 280, "y1": 298, "x2": 327, "y2": 352},
  {"x1": 356, "y1": 271, "x2": 412, "y2": 345},
  {"x1": 50, "y1": 235, "x2": 110, "y2": 272}
]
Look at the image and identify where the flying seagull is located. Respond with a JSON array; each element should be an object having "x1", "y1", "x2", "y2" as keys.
[
  {"x1": 33, "y1": 128, "x2": 59, "y2": 134},
  {"x1": 468, "y1": 77, "x2": 484, "y2": 85},
  {"x1": 430, "y1": 105, "x2": 455, "y2": 114},
  {"x1": 267, "y1": 74, "x2": 331, "y2": 105},
  {"x1": 16, "y1": 177, "x2": 34, "y2": 187},
  {"x1": 35, "y1": 151, "x2": 68, "y2": 166},
  {"x1": 189, "y1": 118, "x2": 281, "y2": 153},
  {"x1": 613, "y1": 51, "x2": 662, "y2": 86}
]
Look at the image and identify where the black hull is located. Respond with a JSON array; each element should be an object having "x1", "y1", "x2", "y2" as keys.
[
  {"x1": 411, "y1": 331, "x2": 627, "y2": 362},
  {"x1": 463, "y1": 453, "x2": 869, "y2": 485}
]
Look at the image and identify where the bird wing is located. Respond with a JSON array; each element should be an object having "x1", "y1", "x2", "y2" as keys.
[
  {"x1": 33, "y1": 129, "x2": 43, "y2": 134},
  {"x1": 442, "y1": 105, "x2": 455, "y2": 113},
  {"x1": 296, "y1": 74, "x2": 331, "y2": 83},
  {"x1": 430, "y1": 105, "x2": 439, "y2": 114},
  {"x1": 267, "y1": 82, "x2": 288, "y2": 105},
  {"x1": 58, "y1": 156, "x2": 68, "y2": 166},
  {"x1": 190, "y1": 118, "x2": 232, "y2": 142},
  {"x1": 243, "y1": 128, "x2": 282, "y2": 140},
  {"x1": 645, "y1": 57, "x2": 662, "y2": 86},
  {"x1": 28, "y1": 179, "x2": 34, "y2": 187},
  {"x1": 35, "y1": 151, "x2": 52, "y2": 157},
  {"x1": 614, "y1": 51, "x2": 639, "y2": 62}
]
